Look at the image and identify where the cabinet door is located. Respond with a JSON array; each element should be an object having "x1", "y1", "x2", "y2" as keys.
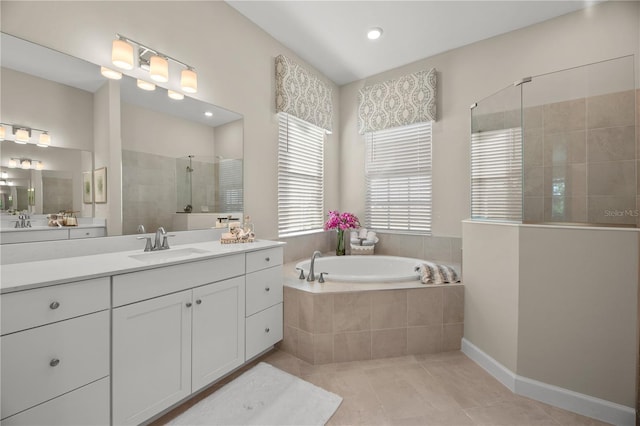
[
  {"x1": 112, "y1": 291, "x2": 192, "y2": 426},
  {"x1": 192, "y1": 276, "x2": 245, "y2": 392}
]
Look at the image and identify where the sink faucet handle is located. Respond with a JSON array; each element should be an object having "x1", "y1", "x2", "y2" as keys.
[
  {"x1": 318, "y1": 272, "x2": 328, "y2": 283},
  {"x1": 295, "y1": 267, "x2": 306, "y2": 280},
  {"x1": 136, "y1": 236, "x2": 153, "y2": 252},
  {"x1": 137, "y1": 224, "x2": 146, "y2": 234},
  {"x1": 161, "y1": 234, "x2": 175, "y2": 250}
]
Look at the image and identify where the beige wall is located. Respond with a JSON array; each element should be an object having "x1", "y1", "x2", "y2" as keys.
[
  {"x1": 518, "y1": 226, "x2": 638, "y2": 407},
  {"x1": 340, "y1": 1, "x2": 640, "y2": 240},
  {"x1": 0, "y1": 0, "x2": 340, "y2": 241},
  {"x1": 214, "y1": 119, "x2": 244, "y2": 161}
]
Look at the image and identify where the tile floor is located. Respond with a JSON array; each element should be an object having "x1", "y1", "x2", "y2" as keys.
[{"x1": 153, "y1": 349, "x2": 611, "y2": 426}]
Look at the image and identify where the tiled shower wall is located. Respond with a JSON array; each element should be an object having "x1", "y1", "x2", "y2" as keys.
[{"x1": 523, "y1": 89, "x2": 638, "y2": 226}]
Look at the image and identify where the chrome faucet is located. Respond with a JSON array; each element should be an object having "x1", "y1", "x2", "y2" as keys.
[
  {"x1": 306, "y1": 250, "x2": 322, "y2": 282},
  {"x1": 14, "y1": 214, "x2": 31, "y2": 229},
  {"x1": 154, "y1": 227, "x2": 168, "y2": 250}
]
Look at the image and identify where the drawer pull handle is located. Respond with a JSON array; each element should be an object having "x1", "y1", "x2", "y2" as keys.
[
  {"x1": 50, "y1": 301, "x2": 60, "y2": 310},
  {"x1": 196, "y1": 299, "x2": 202, "y2": 305},
  {"x1": 265, "y1": 257, "x2": 270, "y2": 262},
  {"x1": 186, "y1": 302, "x2": 192, "y2": 308},
  {"x1": 265, "y1": 327, "x2": 270, "y2": 333},
  {"x1": 265, "y1": 287, "x2": 270, "y2": 292},
  {"x1": 50, "y1": 358, "x2": 60, "y2": 367}
]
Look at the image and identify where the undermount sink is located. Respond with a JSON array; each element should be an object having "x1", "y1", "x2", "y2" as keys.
[{"x1": 129, "y1": 247, "x2": 211, "y2": 264}]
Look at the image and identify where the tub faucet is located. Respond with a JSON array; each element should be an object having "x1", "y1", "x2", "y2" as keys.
[{"x1": 307, "y1": 250, "x2": 322, "y2": 282}]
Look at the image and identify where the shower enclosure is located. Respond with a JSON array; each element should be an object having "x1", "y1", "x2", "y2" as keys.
[{"x1": 471, "y1": 55, "x2": 638, "y2": 227}]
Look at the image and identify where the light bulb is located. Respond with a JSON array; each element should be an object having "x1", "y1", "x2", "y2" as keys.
[
  {"x1": 37, "y1": 132, "x2": 51, "y2": 147},
  {"x1": 100, "y1": 66, "x2": 122, "y2": 80},
  {"x1": 15, "y1": 128, "x2": 29, "y2": 144},
  {"x1": 8, "y1": 159, "x2": 17, "y2": 168},
  {"x1": 149, "y1": 55, "x2": 169, "y2": 82},
  {"x1": 0, "y1": 126, "x2": 5, "y2": 141},
  {"x1": 21, "y1": 159, "x2": 31, "y2": 170},
  {"x1": 35, "y1": 161, "x2": 44, "y2": 170},
  {"x1": 112, "y1": 38, "x2": 134, "y2": 70},
  {"x1": 181, "y1": 68, "x2": 198, "y2": 94}
]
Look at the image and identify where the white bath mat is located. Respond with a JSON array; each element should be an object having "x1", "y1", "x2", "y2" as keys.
[{"x1": 167, "y1": 362, "x2": 343, "y2": 425}]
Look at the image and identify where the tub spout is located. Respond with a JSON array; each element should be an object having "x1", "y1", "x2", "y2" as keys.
[{"x1": 307, "y1": 250, "x2": 322, "y2": 282}]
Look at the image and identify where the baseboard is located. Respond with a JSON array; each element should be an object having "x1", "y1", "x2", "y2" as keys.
[{"x1": 461, "y1": 338, "x2": 636, "y2": 426}]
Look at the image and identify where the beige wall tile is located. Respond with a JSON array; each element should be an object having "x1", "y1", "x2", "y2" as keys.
[
  {"x1": 313, "y1": 294, "x2": 333, "y2": 333},
  {"x1": 450, "y1": 238, "x2": 462, "y2": 264},
  {"x1": 587, "y1": 160, "x2": 636, "y2": 196},
  {"x1": 333, "y1": 292, "x2": 371, "y2": 332},
  {"x1": 443, "y1": 323, "x2": 464, "y2": 351},
  {"x1": 298, "y1": 291, "x2": 314, "y2": 332},
  {"x1": 314, "y1": 333, "x2": 334, "y2": 365},
  {"x1": 297, "y1": 329, "x2": 314, "y2": 364},
  {"x1": 280, "y1": 325, "x2": 298, "y2": 357},
  {"x1": 543, "y1": 98, "x2": 586, "y2": 134},
  {"x1": 523, "y1": 196, "x2": 544, "y2": 223},
  {"x1": 587, "y1": 196, "x2": 638, "y2": 225},
  {"x1": 371, "y1": 290, "x2": 408, "y2": 329},
  {"x1": 524, "y1": 128, "x2": 544, "y2": 167},
  {"x1": 283, "y1": 287, "x2": 299, "y2": 328},
  {"x1": 408, "y1": 288, "x2": 443, "y2": 326},
  {"x1": 587, "y1": 126, "x2": 636, "y2": 162},
  {"x1": 524, "y1": 167, "x2": 544, "y2": 196},
  {"x1": 587, "y1": 90, "x2": 635, "y2": 129},
  {"x1": 334, "y1": 331, "x2": 372, "y2": 362},
  {"x1": 423, "y1": 237, "x2": 453, "y2": 262},
  {"x1": 524, "y1": 105, "x2": 544, "y2": 130},
  {"x1": 372, "y1": 328, "x2": 408, "y2": 358},
  {"x1": 443, "y1": 286, "x2": 464, "y2": 324},
  {"x1": 544, "y1": 131, "x2": 586, "y2": 166},
  {"x1": 543, "y1": 163, "x2": 586, "y2": 197},
  {"x1": 407, "y1": 325, "x2": 443, "y2": 355},
  {"x1": 543, "y1": 196, "x2": 587, "y2": 223}
]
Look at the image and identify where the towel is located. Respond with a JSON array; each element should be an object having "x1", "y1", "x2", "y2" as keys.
[
  {"x1": 416, "y1": 263, "x2": 460, "y2": 285},
  {"x1": 358, "y1": 228, "x2": 368, "y2": 239},
  {"x1": 350, "y1": 231, "x2": 360, "y2": 245}
]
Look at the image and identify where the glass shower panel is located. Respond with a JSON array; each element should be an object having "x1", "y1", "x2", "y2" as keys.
[
  {"x1": 522, "y1": 55, "x2": 637, "y2": 226},
  {"x1": 470, "y1": 84, "x2": 523, "y2": 222}
]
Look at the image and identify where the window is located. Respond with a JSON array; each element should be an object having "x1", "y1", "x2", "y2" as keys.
[
  {"x1": 365, "y1": 122, "x2": 432, "y2": 234},
  {"x1": 217, "y1": 159, "x2": 243, "y2": 213},
  {"x1": 278, "y1": 113, "x2": 325, "y2": 237},
  {"x1": 470, "y1": 127, "x2": 522, "y2": 221}
]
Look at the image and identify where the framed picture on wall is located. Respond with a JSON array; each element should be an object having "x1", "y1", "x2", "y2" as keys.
[
  {"x1": 94, "y1": 167, "x2": 107, "y2": 203},
  {"x1": 83, "y1": 171, "x2": 93, "y2": 204}
]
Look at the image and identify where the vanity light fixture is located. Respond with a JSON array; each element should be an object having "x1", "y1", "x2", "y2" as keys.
[
  {"x1": 168, "y1": 90, "x2": 184, "y2": 100},
  {"x1": 110, "y1": 34, "x2": 198, "y2": 93},
  {"x1": 0, "y1": 126, "x2": 5, "y2": 141},
  {"x1": 9, "y1": 158, "x2": 43, "y2": 170},
  {"x1": 367, "y1": 27, "x2": 383, "y2": 40},
  {"x1": 0, "y1": 180, "x2": 6, "y2": 186},
  {"x1": 14, "y1": 128, "x2": 30, "y2": 144},
  {"x1": 37, "y1": 132, "x2": 51, "y2": 148},
  {"x1": 100, "y1": 66, "x2": 122, "y2": 80},
  {"x1": 8, "y1": 159, "x2": 17, "y2": 168},
  {"x1": 35, "y1": 161, "x2": 44, "y2": 171},
  {"x1": 137, "y1": 79, "x2": 156, "y2": 91},
  {"x1": 1, "y1": 171, "x2": 7, "y2": 179},
  {"x1": 21, "y1": 159, "x2": 31, "y2": 170}
]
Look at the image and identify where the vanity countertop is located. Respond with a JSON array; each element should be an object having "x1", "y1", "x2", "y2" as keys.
[
  {"x1": 0, "y1": 239, "x2": 284, "y2": 294},
  {"x1": 0, "y1": 224, "x2": 105, "y2": 233}
]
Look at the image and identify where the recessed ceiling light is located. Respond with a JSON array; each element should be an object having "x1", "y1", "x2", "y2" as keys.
[
  {"x1": 367, "y1": 27, "x2": 383, "y2": 40},
  {"x1": 204, "y1": 111, "x2": 213, "y2": 117}
]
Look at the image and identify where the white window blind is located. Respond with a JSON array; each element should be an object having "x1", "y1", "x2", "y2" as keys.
[
  {"x1": 365, "y1": 122, "x2": 432, "y2": 234},
  {"x1": 470, "y1": 128, "x2": 522, "y2": 221},
  {"x1": 278, "y1": 113, "x2": 325, "y2": 237},
  {"x1": 217, "y1": 159, "x2": 243, "y2": 213}
]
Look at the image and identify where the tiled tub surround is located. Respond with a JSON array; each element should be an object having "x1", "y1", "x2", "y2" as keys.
[{"x1": 281, "y1": 261, "x2": 464, "y2": 364}]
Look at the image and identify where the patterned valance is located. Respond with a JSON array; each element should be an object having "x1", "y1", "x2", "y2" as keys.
[
  {"x1": 275, "y1": 55, "x2": 333, "y2": 133},
  {"x1": 358, "y1": 68, "x2": 437, "y2": 134}
]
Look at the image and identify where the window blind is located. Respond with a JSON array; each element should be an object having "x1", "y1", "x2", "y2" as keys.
[
  {"x1": 278, "y1": 113, "x2": 325, "y2": 237},
  {"x1": 470, "y1": 128, "x2": 522, "y2": 221},
  {"x1": 365, "y1": 122, "x2": 432, "y2": 234},
  {"x1": 217, "y1": 159, "x2": 243, "y2": 213}
]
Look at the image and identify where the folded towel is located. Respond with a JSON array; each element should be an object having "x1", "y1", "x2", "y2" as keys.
[
  {"x1": 366, "y1": 231, "x2": 376, "y2": 241},
  {"x1": 361, "y1": 240, "x2": 375, "y2": 246},
  {"x1": 416, "y1": 262, "x2": 460, "y2": 285},
  {"x1": 358, "y1": 228, "x2": 368, "y2": 239}
]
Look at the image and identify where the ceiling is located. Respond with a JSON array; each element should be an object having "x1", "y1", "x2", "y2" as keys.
[{"x1": 227, "y1": 1, "x2": 597, "y2": 86}]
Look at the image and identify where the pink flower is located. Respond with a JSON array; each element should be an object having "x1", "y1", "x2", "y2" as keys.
[{"x1": 324, "y1": 210, "x2": 360, "y2": 231}]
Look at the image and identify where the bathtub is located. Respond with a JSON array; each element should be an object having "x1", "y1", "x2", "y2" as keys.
[{"x1": 295, "y1": 255, "x2": 425, "y2": 282}]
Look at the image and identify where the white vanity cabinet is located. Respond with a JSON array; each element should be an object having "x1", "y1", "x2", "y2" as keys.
[
  {"x1": 0, "y1": 277, "x2": 110, "y2": 425},
  {"x1": 245, "y1": 247, "x2": 284, "y2": 360},
  {"x1": 111, "y1": 255, "x2": 246, "y2": 426}
]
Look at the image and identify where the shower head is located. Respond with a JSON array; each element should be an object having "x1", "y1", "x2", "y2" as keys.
[{"x1": 186, "y1": 166, "x2": 194, "y2": 172}]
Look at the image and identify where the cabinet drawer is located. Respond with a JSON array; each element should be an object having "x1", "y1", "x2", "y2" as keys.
[
  {"x1": 69, "y1": 227, "x2": 105, "y2": 239},
  {"x1": 1, "y1": 377, "x2": 110, "y2": 426},
  {"x1": 1, "y1": 277, "x2": 110, "y2": 335},
  {"x1": 1, "y1": 311, "x2": 110, "y2": 420},
  {"x1": 246, "y1": 303, "x2": 283, "y2": 360},
  {"x1": 112, "y1": 253, "x2": 244, "y2": 307},
  {"x1": 245, "y1": 266, "x2": 283, "y2": 316},
  {"x1": 1, "y1": 229, "x2": 68, "y2": 244},
  {"x1": 246, "y1": 247, "x2": 283, "y2": 273}
]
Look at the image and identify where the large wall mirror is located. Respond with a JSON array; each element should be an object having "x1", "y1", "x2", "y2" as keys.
[{"x1": 1, "y1": 32, "x2": 243, "y2": 238}]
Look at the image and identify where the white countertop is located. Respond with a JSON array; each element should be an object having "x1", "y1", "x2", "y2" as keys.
[
  {"x1": 1, "y1": 224, "x2": 105, "y2": 233},
  {"x1": 1, "y1": 239, "x2": 284, "y2": 294}
]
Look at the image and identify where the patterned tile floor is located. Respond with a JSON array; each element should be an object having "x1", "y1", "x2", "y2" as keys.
[{"x1": 153, "y1": 350, "x2": 611, "y2": 426}]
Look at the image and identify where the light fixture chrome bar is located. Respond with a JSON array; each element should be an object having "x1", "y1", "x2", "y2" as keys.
[
  {"x1": 116, "y1": 33, "x2": 195, "y2": 71},
  {"x1": 513, "y1": 77, "x2": 532, "y2": 87},
  {"x1": 0, "y1": 123, "x2": 49, "y2": 133}
]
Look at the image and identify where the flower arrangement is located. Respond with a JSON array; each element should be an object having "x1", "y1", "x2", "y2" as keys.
[{"x1": 324, "y1": 210, "x2": 360, "y2": 255}]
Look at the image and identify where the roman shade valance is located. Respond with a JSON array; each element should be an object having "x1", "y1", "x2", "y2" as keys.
[
  {"x1": 358, "y1": 68, "x2": 437, "y2": 134},
  {"x1": 275, "y1": 55, "x2": 333, "y2": 133}
]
